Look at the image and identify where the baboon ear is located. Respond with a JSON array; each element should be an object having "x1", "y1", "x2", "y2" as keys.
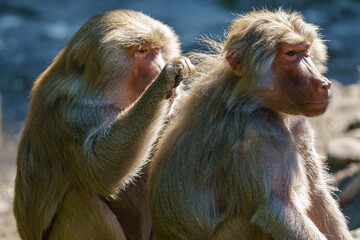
[
  {"x1": 226, "y1": 50, "x2": 245, "y2": 77},
  {"x1": 74, "y1": 46, "x2": 88, "y2": 66}
]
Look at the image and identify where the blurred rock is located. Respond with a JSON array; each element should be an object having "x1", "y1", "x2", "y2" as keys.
[
  {"x1": 345, "y1": 129, "x2": 360, "y2": 139},
  {"x1": 352, "y1": 227, "x2": 360, "y2": 240},
  {"x1": 333, "y1": 162, "x2": 360, "y2": 184},
  {"x1": 0, "y1": 199, "x2": 10, "y2": 214},
  {"x1": 326, "y1": 137, "x2": 360, "y2": 168},
  {"x1": 339, "y1": 173, "x2": 360, "y2": 206},
  {"x1": 347, "y1": 112, "x2": 360, "y2": 131},
  {"x1": 310, "y1": 81, "x2": 360, "y2": 156}
]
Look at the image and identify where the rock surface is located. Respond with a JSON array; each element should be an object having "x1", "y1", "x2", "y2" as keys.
[
  {"x1": 326, "y1": 137, "x2": 360, "y2": 168},
  {"x1": 346, "y1": 128, "x2": 360, "y2": 139},
  {"x1": 353, "y1": 228, "x2": 360, "y2": 239}
]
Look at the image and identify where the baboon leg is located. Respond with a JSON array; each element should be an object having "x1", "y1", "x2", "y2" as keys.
[{"x1": 48, "y1": 188, "x2": 126, "y2": 240}]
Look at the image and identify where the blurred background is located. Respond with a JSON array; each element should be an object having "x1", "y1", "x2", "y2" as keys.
[{"x1": 0, "y1": 0, "x2": 359, "y2": 239}]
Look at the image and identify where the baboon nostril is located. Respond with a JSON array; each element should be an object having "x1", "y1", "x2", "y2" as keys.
[
  {"x1": 327, "y1": 81, "x2": 332, "y2": 89},
  {"x1": 314, "y1": 78, "x2": 331, "y2": 92}
]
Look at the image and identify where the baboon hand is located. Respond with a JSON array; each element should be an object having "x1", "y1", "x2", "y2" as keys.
[
  {"x1": 161, "y1": 56, "x2": 194, "y2": 99},
  {"x1": 168, "y1": 56, "x2": 195, "y2": 87}
]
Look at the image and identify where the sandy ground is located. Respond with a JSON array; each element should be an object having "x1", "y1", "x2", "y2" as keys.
[
  {"x1": 0, "y1": 81, "x2": 359, "y2": 239},
  {"x1": 0, "y1": 136, "x2": 19, "y2": 240}
]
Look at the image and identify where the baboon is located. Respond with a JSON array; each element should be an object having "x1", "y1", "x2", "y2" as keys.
[
  {"x1": 13, "y1": 9, "x2": 193, "y2": 240},
  {"x1": 149, "y1": 9, "x2": 353, "y2": 240}
]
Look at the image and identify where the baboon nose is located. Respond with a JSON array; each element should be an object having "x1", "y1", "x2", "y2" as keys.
[{"x1": 314, "y1": 77, "x2": 331, "y2": 94}]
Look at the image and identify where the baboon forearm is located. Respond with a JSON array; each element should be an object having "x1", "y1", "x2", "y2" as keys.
[
  {"x1": 251, "y1": 199, "x2": 327, "y2": 240},
  {"x1": 93, "y1": 67, "x2": 177, "y2": 157},
  {"x1": 89, "y1": 75, "x2": 170, "y2": 191},
  {"x1": 309, "y1": 195, "x2": 352, "y2": 240},
  {"x1": 94, "y1": 98, "x2": 166, "y2": 163},
  {"x1": 306, "y1": 155, "x2": 352, "y2": 239}
]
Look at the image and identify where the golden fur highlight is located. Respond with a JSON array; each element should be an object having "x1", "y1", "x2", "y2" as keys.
[{"x1": 188, "y1": 9, "x2": 328, "y2": 103}]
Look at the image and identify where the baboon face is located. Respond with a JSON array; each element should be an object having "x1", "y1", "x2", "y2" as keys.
[
  {"x1": 272, "y1": 42, "x2": 332, "y2": 117},
  {"x1": 127, "y1": 45, "x2": 166, "y2": 97}
]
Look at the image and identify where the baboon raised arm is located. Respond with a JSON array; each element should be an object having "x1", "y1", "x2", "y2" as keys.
[
  {"x1": 149, "y1": 9, "x2": 352, "y2": 240},
  {"x1": 14, "y1": 9, "x2": 193, "y2": 240}
]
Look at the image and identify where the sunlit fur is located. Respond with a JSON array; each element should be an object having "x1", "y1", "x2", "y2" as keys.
[
  {"x1": 14, "y1": 9, "x2": 182, "y2": 240},
  {"x1": 33, "y1": 10, "x2": 180, "y2": 101},
  {"x1": 149, "y1": 9, "x2": 352, "y2": 240},
  {"x1": 189, "y1": 9, "x2": 328, "y2": 103}
]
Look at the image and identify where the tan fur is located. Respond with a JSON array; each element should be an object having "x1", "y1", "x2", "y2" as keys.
[
  {"x1": 13, "y1": 9, "x2": 192, "y2": 240},
  {"x1": 149, "y1": 9, "x2": 352, "y2": 240}
]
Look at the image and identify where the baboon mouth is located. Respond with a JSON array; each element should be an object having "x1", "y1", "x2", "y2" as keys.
[{"x1": 302, "y1": 101, "x2": 329, "y2": 106}]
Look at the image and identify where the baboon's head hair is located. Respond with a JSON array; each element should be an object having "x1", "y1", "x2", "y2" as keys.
[{"x1": 224, "y1": 9, "x2": 328, "y2": 78}]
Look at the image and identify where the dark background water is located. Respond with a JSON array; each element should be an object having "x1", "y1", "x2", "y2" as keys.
[{"x1": 0, "y1": 0, "x2": 359, "y2": 132}]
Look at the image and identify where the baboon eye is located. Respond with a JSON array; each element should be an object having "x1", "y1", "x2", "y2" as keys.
[
  {"x1": 137, "y1": 48, "x2": 147, "y2": 53},
  {"x1": 137, "y1": 45, "x2": 149, "y2": 54},
  {"x1": 153, "y1": 48, "x2": 160, "y2": 55},
  {"x1": 286, "y1": 51, "x2": 297, "y2": 56}
]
